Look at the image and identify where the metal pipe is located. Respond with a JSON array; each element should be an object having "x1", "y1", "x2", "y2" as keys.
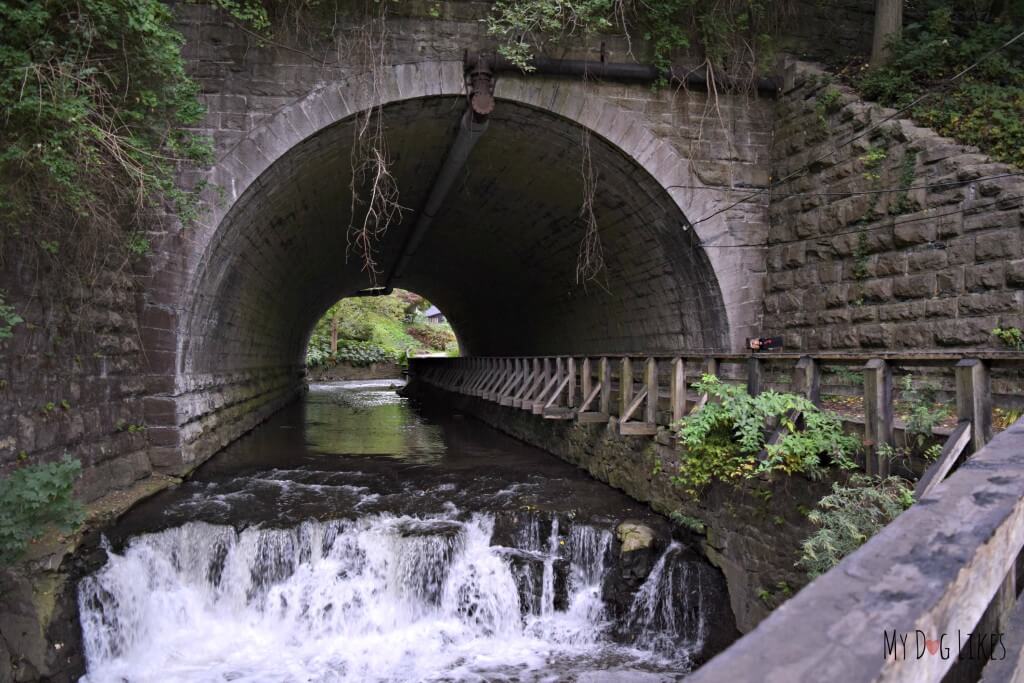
[
  {"x1": 464, "y1": 51, "x2": 781, "y2": 96},
  {"x1": 350, "y1": 286, "x2": 393, "y2": 297},
  {"x1": 385, "y1": 108, "x2": 490, "y2": 285}
]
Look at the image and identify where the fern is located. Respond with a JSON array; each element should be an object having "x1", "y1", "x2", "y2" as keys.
[{"x1": 798, "y1": 474, "x2": 913, "y2": 578}]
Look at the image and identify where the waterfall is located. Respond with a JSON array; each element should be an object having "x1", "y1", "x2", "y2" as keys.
[
  {"x1": 78, "y1": 515, "x2": 709, "y2": 682},
  {"x1": 624, "y1": 542, "x2": 708, "y2": 662}
]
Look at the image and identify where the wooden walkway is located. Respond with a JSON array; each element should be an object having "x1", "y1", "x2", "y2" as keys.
[{"x1": 410, "y1": 351, "x2": 1024, "y2": 498}]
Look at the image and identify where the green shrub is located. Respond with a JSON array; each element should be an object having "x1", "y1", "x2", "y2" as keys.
[
  {"x1": 1, "y1": 0, "x2": 211, "y2": 221},
  {"x1": 334, "y1": 340, "x2": 394, "y2": 367},
  {"x1": 855, "y1": 7, "x2": 1024, "y2": 169},
  {"x1": 798, "y1": 474, "x2": 914, "y2": 578},
  {"x1": 0, "y1": 457, "x2": 83, "y2": 565},
  {"x1": 993, "y1": 326, "x2": 1024, "y2": 352},
  {"x1": 671, "y1": 375, "x2": 859, "y2": 492},
  {"x1": 406, "y1": 323, "x2": 455, "y2": 351}
]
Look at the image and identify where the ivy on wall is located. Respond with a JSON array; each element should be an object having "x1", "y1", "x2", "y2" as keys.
[{"x1": 0, "y1": 0, "x2": 211, "y2": 229}]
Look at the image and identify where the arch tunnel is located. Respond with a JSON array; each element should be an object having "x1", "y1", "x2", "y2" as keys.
[
  {"x1": 166, "y1": 75, "x2": 751, "y2": 467},
  {"x1": 182, "y1": 94, "x2": 731, "y2": 379}
]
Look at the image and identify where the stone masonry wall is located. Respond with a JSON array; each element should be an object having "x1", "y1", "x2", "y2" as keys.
[
  {"x1": 0, "y1": 244, "x2": 153, "y2": 502},
  {"x1": 763, "y1": 60, "x2": 1024, "y2": 351}
]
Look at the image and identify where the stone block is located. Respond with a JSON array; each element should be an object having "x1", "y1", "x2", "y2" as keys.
[
  {"x1": 975, "y1": 229, "x2": 1022, "y2": 262},
  {"x1": 1008, "y1": 259, "x2": 1024, "y2": 287},
  {"x1": 965, "y1": 263, "x2": 1005, "y2": 291},
  {"x1": 936, "y1": 268, "x2": 964, "y2": 296},
  {"x1": 958, "y1": 292, "x2": 1021, "y2": 316},
  {"x1": 857, "y1": 324, "x2": 889, "y2": 348},
  {"x1": 854, "y1": 276, "x2": 891, "y2": 304},
  {"x1": 875, "y1": 253, "x2": 906, "y2": 277},
  {"x1": 892, "y1": 274, "x2": 935, "y2": 300},
  {"x1": 935, "y1": 318, "x2": 995, "y2": 346},
  {"x1": 907, "y1": 249, "x2": 947, "y2": 272},
  {"x1": 893, "y1": 221, "x2": 935, "y2": 247}
]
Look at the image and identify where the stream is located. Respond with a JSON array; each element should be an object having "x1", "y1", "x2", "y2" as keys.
[{"x1": 75, "y1": 381, "x2": 733, "y2": 682}]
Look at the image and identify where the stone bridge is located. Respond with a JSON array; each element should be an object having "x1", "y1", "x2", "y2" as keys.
[{"x1": 120, "y1": 3, "x2": 1023, "y2": 479}]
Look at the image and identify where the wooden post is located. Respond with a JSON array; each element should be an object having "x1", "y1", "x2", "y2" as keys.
[
  {"x1": 792, "y1": 355, "x2": 821, "y2": 406},
  {"x1": 599, "y1": 357, "x2": 611, "y2": 415},
  {"x1": 567, "y1": 357, "x2": 577, "y2": 409},
  {"x1": 747, "y1": 357, "x2": 762, "y2": 396},
  {"x1": 956, "y1": 358, "x2": 993, "y2": 455},
  {"x1": 619, "y1": 357, "x2": 633, "y2": 419},
  {"x1": 645, "y1": 357, "x2": 658, "y2": 425},
  {"x1": 670, "y1": 357, "x2": 686, "y2": 422},
  {"x1": 864, "y1": 359, "x2": 893, "y2": 477},
  {"x1": 581, "y1": 357, "x2": 592, "y2": 406}
]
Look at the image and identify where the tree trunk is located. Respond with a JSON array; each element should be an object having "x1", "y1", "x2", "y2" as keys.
[
  {"x1": 872, "y1": 0, "x2": 903, "y2": 67},
  {"x1": 330, "y1": 312, "x2": 339, "y2": 354}
]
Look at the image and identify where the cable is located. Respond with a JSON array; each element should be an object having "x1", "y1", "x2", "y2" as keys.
[
  {"x1": 686, "y1": 27, "x2": 1024, "y2": 228},
  {"x1": 664, "y1": 171, "x2": 1024, "y2": 202},
  {"x1": 699, "y1": 192, "x2": 1024, "y2": 248}
]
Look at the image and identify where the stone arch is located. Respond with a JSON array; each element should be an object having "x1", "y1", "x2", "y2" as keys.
[{"x1": 165, "y1": 59, "x2": 763, "y2": 466}]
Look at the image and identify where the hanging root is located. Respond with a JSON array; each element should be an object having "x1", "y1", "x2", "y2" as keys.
[
  {"x1": 575, "y1": 128, "x2": 606, "y2": 287},
  {"x1": 345, "y1": 1, "x2": 405, "y2": 285}
]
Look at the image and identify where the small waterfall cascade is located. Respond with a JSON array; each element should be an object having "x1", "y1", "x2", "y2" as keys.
[
  {"x1": 624, "y1": 542, "x2": 709, "y2": 659},
  {"x1": 78, "y1": 514, "x2": 714, "y2": 682}
]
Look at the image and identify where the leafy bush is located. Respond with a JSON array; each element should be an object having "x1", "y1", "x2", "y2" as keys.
[
  {"x1": 1, "y1": 0, "x2": 210, "y2": 222},
  {"x1": 899, "y1": 374, "x2": 946, "y2": 455},
  {"x1": 855, "y1": 7, "x2": 1024, "y2": 168},
  {"x1": 671, "y1": 375, "x2": 859, "y2": 492},
  {"x1": 334, "y1": 340, "x2": 394, "y2": 367},
  {"x1": 406, "y1": 323, "x2": 455, "y2": 351},
  {"x1": 798, "y1": 474, "x2": 914, "y2": 578},
  {"x1": 993, "y1": 326, "x2": 1024, "y2": 351},
  {"x1": 0, "y1": 457, "x2": 83, "y2": 565}
]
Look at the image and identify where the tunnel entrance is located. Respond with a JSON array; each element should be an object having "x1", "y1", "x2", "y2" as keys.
[
  {"x1": 173, "y1": 89, "x2": 735, "y2": 467},
  {"x1": 305, "y1": 289, "x2": 459, "y2": 371}
]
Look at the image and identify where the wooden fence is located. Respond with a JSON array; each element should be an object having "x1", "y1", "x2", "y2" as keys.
[{"x1": 410, "y1": 352, "x2": 1024, "y2": 498}]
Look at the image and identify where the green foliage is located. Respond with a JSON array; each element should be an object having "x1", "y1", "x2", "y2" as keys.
[
  {"x1": 406, "y1": 323, "x2": 456, "y2": 351},
  {"x1": 856, "y1": 6, "x2": 1024, "y2": 168},
  {"x1": 486, "y1": 0, "x2": 780, "y2": 86},
  {"x1": 0, "y1": 0, "x2": 211, "y2": 223},
  {"x1": 889, "y1": 150, "x2": 920, "y2": 215},
  {"x1": 305, "y1": 289, "x2": 459, "y2": 367},
  {"x1": 992, "y1": 326, "x2": 1024, "y2": 351},
  {"x1": 671, "y1": 375, "x2": 859, "y2": 493},
  {"x1": 858, "y1": 146, "x2": 887, "y2": 181},
  {"x1": 815, "y1": 86, "x2": 842, "y2": 129},
  {"x1": 798, "y1": 474, "x2": 914, "y2": 578},
  {"x1": 899, "y1": 374, "x2": 946, "y2": 450},
  {"x1": 0, "y1": 457, "x2": 83, "y2": 565},
  {"x1": 0, "y1": 291, "x2": 24, "y2": 340},
  {"x1": 669, "y1": 511, "x2": 705, "y2": 533}
]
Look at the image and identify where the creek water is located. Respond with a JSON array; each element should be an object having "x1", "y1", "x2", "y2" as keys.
[{"x1": 76, "y1": 381, "x2": 722, "y2": 682}]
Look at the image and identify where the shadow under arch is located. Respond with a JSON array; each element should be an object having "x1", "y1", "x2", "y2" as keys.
[{"x1": 171, "y1": 61, "x2": 756, "y2": 465}]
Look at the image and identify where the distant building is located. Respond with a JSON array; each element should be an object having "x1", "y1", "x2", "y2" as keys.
[{"x1": 424, "y1": 305, "x2": 446, "y2": 324}]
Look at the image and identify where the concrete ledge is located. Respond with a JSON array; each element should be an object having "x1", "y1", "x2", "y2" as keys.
[{"x1": 688, "y1": 416, "x2": 1024, "y2": 683}]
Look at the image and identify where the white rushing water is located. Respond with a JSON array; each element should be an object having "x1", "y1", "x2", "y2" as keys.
[{"x1": 78, "y1": 514, "x2": 699, "y2": 682}]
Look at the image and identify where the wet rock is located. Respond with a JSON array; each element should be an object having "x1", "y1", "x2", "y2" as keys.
[{"x1": 615, "y1": 521, "x2": 660, "y2": 582}]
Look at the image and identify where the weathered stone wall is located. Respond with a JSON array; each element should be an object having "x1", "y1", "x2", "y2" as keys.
[
  {"x1": 404, "y1": 379, "x2": 836, "y2": 633},
  {"x1": 763, "y1": 60, "x2": 1024, "y2": 351},
  {"x1": 0, "y1": 245, "x2": 153, "y2": 502},
  {"x1": 153, "y1": 1, "x2": 777, "y2": 469},
  {"x1": 306, "y1": 362, "x2": 403, "y2": 382}
]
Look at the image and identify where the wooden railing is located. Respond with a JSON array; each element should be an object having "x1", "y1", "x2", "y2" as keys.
[
  {"x1": 410, "y1": 352, "x2": 1024, "y2": 497},
  {"x1": 410, "y1": 351, "x2": 1024, "y2": 682}
]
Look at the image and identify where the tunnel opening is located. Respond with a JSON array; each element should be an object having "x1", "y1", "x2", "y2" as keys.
[
  {"x1": 304, "y1": 289, "x2": 460, "y2": 371},
  {"x1": 175, "y1": 91, "x2": 734, "y2": 465}
]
